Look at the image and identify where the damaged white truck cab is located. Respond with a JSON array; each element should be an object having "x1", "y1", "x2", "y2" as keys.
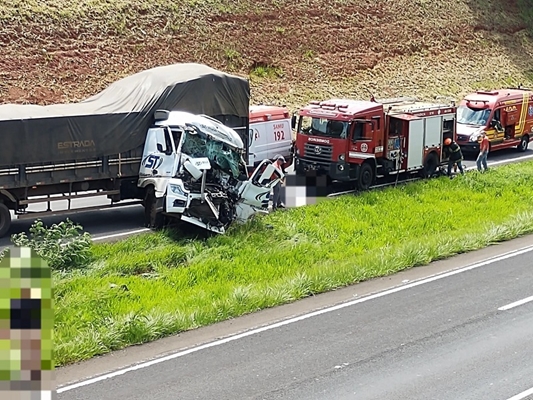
[{"x1": 138, "y1": 110, "x2": 285, "y2": 234}]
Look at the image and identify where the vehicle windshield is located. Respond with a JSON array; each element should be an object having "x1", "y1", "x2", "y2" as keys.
[
  {"x1": 299, "y1": 116, "x2": 349, "y2": 138},
  {"x1": 181, "y1": 131, "x2": 244, "y2": 179},
  {"x1": 457, "y1": 105, "x2": 491, "y2": 126}
]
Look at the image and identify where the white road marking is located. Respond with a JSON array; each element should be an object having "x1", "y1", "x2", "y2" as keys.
[
  {"x1": 506, "y1": 386, "x2": 533, "y2": 400},
  {"x1": 56, "y1": 243, "x2": 533, "y2": 393},
  {"x1": 483, "y1": 153, "x2": 533, "y2": 167},
  {"x1": 91, "y1": 228, "x2": 151, "y2": 242},
  {"x1": 437, "y1": 153, "x2": 533, "y2": 172},
  {"x1": 1, "y1": 229, "x2": 151, "y2": 252},
  {"x1": 498, "y1": 295, "x2": 533, "y2": 311}
]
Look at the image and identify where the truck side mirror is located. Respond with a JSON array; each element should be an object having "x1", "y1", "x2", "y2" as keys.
[
  {"x1": 291, "y1": 115, "x2": 297, "y2": 130},
  {"x1": 157, "y1": 143, "x2": 164, "y2": 152}
]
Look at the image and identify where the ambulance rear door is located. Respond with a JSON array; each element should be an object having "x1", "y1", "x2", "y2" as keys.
[
  {"x1": 266, "y1": 118, "x2": 293, "y2": 160},
  {"x1": 248, "y1": 121, "x2": 269, "y2": 167}
]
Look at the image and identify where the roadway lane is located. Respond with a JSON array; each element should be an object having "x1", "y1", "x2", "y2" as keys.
[
  {"x1": 461, "y1": 142, "x2": 533, "y2": 170},
  {"x1": 2, "y1": 143, "x2": 533, "y2": 249},
  {"x1": 0, "y1": 199, "x2": 146, "y2": 250},
  {"x1": 57, "y1": 243, "x2": 533, "y2": 400}
]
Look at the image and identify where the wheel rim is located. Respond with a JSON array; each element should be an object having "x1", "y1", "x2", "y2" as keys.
[
  {"x1": 361, "y1": 169, "x2": 372, "y2": 187},
  {"x1": 521, "y1": 138, "x2": 527, "y2": 150}
]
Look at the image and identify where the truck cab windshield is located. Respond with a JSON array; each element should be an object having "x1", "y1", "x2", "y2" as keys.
[
  {"x1": 299, "y1": 116, "x2": 349, "y2": 138},
  {"x1": 457, "y1": 105, "x2": 491, "y2": 126},
  {"x1": 181, "y1": 130, "x2": 243, "y2": 179}
]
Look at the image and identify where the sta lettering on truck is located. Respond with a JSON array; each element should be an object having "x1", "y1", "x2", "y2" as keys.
[{"x1": 142, "y1": 154, "x2": 163, "y2": 170}]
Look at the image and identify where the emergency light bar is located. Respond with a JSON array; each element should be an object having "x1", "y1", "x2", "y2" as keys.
[{"x1": 466, "y1": 99, "x2": 490, "y2": 109}]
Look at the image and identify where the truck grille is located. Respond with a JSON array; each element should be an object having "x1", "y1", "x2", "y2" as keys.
[{"x1": 303, "y1": 143, "x2": 333, "y2": 163}]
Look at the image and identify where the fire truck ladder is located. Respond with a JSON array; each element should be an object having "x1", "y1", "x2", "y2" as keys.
[
  {"x1": 375, "y1": 96, "x2": 418, "y2": 106},
  {"x1": 404, "y1": 103, "x2": 454, "y2": 114}
]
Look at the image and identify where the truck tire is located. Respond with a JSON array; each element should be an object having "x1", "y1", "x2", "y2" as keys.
[
  {"x1": 144, "y1": 187, "x2": 165, "y2": 229},
  {"x1": 357, "y1": 163, "x2": 375, "y2": 191},
  {"x1": 518, "y1": 135, "x2": 529, "y2": 152},
  {"x1": 0, "y1": 203, "x2": 11, "y2": 238},
  {"x1": 420, "y1": 153, "x2": 438, "y2": 178}
]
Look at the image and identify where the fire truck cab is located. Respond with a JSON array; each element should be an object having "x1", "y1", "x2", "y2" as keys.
[
  {"x1": 293, "y1": 97, "x2": 457, "y2": 190},
  {"x1": 456, "y1": 87, "x2": 533, "y2": 155}
]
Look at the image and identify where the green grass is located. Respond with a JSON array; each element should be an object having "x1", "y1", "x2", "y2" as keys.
[
  {"x1": 53, "y1": 161, "x2": 533, "y2": 367},
  {"x1": 250, "y1": 64, "x2": 284, "y2": 79}
]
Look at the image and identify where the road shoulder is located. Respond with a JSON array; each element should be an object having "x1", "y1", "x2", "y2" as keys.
[{"x1": 55, "y1": 232, "x2": 533, "y2": 388}]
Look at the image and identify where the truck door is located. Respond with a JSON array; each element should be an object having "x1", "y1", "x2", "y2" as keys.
[
  {"x1": 349, "y1": 120, "x2": 373, "y2": 159},
  {"x1": 237, "y1": 159, "x2": 284, "y2": 208},
  {"x1": 140, "y1": 126, "x2": 178, "y2": 178}
]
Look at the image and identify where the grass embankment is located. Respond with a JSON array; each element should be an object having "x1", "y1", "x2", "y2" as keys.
[{"x1": 55, "y1": 162, "x2": 533, "y2": 367}]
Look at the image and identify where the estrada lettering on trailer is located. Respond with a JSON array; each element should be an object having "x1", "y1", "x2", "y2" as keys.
[{"x1": 57, "y1": 140, "x2": 96, "y2": 149}]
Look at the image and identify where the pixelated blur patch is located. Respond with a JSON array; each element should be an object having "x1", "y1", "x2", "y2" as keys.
[
  {"x1": 283, "y1": 172, "x2": 333, "y2": 207},
  {"x1": 0, "y1": 247, "x2": 54, "y2": 396}
]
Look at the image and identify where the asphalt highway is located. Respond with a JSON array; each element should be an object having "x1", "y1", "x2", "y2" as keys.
[
  {"x1": 1, "y1": 144, "x2": 533, "y2": 250},
  {"x1": 56, "y1": 237, "x2": 533, "y2": 400}
]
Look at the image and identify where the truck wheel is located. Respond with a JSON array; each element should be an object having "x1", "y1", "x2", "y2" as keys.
[
  {"x1": 357, "y1": 163, "x2": 375, "y2": 191},
  {"x1": 144, "y1": 187, "x2": 164, "y2": 229},
  {"x1": 518, "y1": 135, "x2": 529, "y2": 152},
  {"x1": 0, "y1": 203, "x2": 11, "y2": 238},
  {"x1": 420, "y1": 153, "x2": 438, "y2": 178}
]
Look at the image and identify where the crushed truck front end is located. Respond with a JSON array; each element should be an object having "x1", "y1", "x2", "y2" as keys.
[{"x1": 140, "y1": 110, "x2": 284, "y2": 234}]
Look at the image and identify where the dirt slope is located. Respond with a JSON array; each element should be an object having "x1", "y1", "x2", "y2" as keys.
[{"x1": 1, "y1": 0, "x2": 533, "y2": 110}]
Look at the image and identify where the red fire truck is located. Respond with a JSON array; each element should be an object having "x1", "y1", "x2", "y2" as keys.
[
  {"x1": 292, "y1": 97, "x2": 457, "y2": 190},
  {"x1": 456, "y1": 87, "x2": 533, "y2": 155}
]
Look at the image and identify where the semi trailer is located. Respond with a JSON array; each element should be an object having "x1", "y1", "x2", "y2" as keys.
[{"x1": 0, "y1": 63, "x2": 286, "y2": 237}]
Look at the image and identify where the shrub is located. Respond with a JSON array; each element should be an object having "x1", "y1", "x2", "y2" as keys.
[{"x1": 11, "y1": 219, "x2": 92, "y2": 271}]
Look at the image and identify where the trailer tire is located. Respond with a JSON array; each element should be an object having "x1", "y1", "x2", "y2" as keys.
[
  {"x1": 357, "y1": 162, "x2": 375, "y2": 191},
  {"x1": 0, "y1": 203, "x2": 11, "y2": 238},
  {"x1": 144, "y1": 187, "x2": 165, "y2": 229},
  {"x1": 420, "y1": 153, "x2": 438, "y2": 178},
  {"x1": 518, "y1": 135, "x2": 529, "y2": 152}
]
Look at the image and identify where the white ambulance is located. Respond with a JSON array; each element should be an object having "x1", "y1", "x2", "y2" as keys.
[{"x1": 247, "y1": 105, "x2": 294, "y2": 172}]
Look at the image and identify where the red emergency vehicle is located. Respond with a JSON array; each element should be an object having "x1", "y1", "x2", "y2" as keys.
[
  {"x1": 456, "y1": 87, "x2": 533, "y2": 155},
  {"x1": 292, "y1": 97, "x2": 457, "y2": 190}
]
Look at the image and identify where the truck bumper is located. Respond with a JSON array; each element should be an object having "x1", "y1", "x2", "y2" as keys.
[{"x1": 294, "y1": 157, "x2": 353, "y2": 181}]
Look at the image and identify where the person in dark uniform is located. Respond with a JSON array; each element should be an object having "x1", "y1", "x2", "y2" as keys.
[
  {"x1": 271, "y1": 155, "x2": 286, "y2": 210},
  {"x1": 444, "y1": 138, "x2": 465, "y2": 177}
]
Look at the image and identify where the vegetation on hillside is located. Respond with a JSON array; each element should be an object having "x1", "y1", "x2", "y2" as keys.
[{"x1": 1, "y1": 0, "x2": 532, "y2": 109}]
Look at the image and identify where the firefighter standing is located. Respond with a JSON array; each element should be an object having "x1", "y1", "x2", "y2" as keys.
[{"x1": 444, "y1": 138, "x2": 464, "y2": 177}]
